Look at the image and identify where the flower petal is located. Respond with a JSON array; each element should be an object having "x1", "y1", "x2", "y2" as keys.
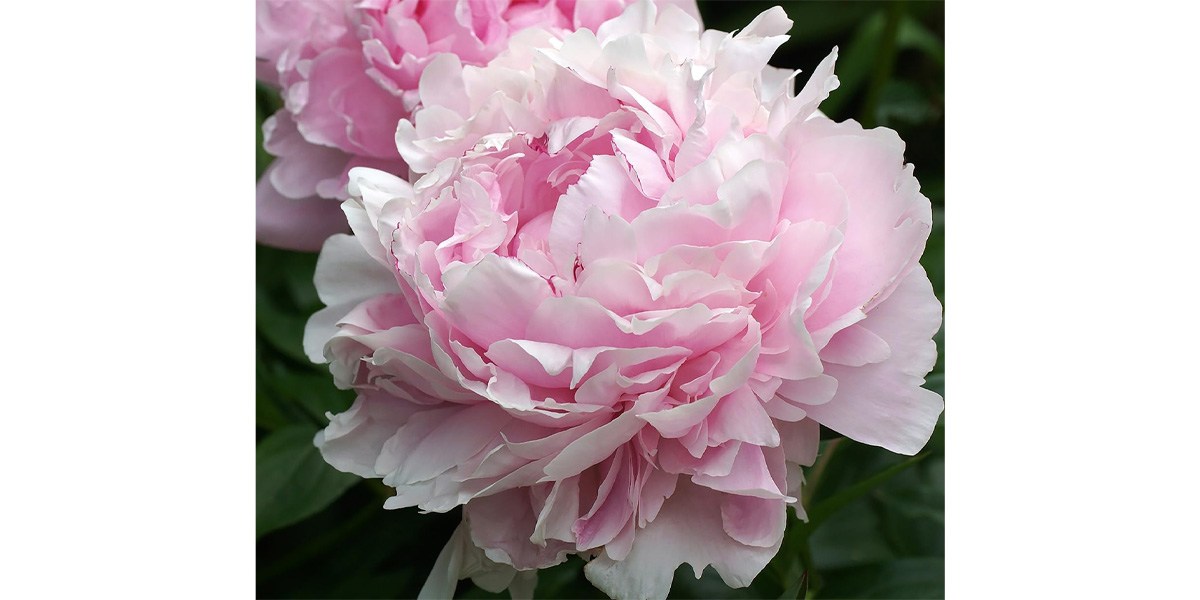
[
  {"x1": 584, "y1": 480, "x2": 779, "y2": 600},
  {"x1": 805, "y1": 268, "x2": 943, "y2": 454},
  {"x1": 256, "y1": 166, "x2": 348, "y2": 252}
]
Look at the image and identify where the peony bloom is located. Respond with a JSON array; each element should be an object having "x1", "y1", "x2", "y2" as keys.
[
  {"x1": 304, "y1": 2, "x2": 943, "y2": 598},
  {"x1": 256, "y1": 0, "x2": 701, "y2": 251}
]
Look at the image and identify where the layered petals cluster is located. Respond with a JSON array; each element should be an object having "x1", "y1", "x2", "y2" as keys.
[
  {"x1": 256, "y1": 0, "x2": 698, "y2": 250},
  {"x1": 304, "y1": 3, "x2": 943, "y2": 598}
]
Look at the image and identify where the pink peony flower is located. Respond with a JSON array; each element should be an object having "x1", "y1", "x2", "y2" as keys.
[
  {"x1": 304, "y1": 2, "x2": 943, "y2": 598},
  {"x1": 256, "y1": 0, "x2": 701, "y2": 251}
]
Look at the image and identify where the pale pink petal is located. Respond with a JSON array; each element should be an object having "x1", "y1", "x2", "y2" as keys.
[
  {"x1": 572, "y1": 449, "x2": 637, "y2": 551},
  {"x1": 708, "y1": 7, "x2": 791, "y2": 90},
  {"x1": 611, "y1": 130, "x2": 673, "y2": 198},
  {"x1": 773, "y1": 373, "x2": 837, "y2": 413},
  {"x1": 376, "y1": 403, "x2": 510, "y2": 488},
  {"x1": 440, "y1": 255, "x2": 553, "y2": 349},
  {"x1": 256, "y1": 167, "x2": 348, "y2": 252},
  {"x1": 314, "y1": 390, "x2": 423, "y2": 478},
  {"x1": 584, "y1": 480, "x2": 779, "y2": 600},
  {"x1": 778, "y1": 417, "x2": 821, "y2": 466},
  {"x1": 635, "y1": 468, "x2": 679, "y2": 527},
  {"x1": 657, "y1": 439, "x2": 740, "y2": 477},
  {"x1": 263, "y1": 112, "x2": 352, "y2": 200},
  {"x1": 542, "y1": 408, "x2": 645, "y2": 480},
  {"x1": 312, "y1": 234, "x2": 400, "y2": 307},
  {"x1": 532, "y1": 477, "x2": 582, "y2": 545},
  {"x1": 691, "y1": 443, "x2": 790, "y2": 500},
  {"x1": 788, "y1": 120, "x2": 933, "y2": 336},
  {"x1": 705, "y1": 387, "x2": 780, "y2": 447},
  {"x1": 805, "y1": 268, "x2": 943, "y2": 455},
  {"x1": 821, "y1": 322, "x2": 892, "y2": 367},
  {"x1": 466, "y1": 488, "x2": 574, "y2": 570},
  {"x1": 549, "y1": 154, "x2": 654, "y2": 277},
  {"x1": 721, "y1": 495, "x2": 787, "y2": 548},
  {"x1": 418, "y1": 522, "x2": 528, "y2": 600},
  {"x1": 771, "y1": 48, "x2": 840, "y2": 133}
]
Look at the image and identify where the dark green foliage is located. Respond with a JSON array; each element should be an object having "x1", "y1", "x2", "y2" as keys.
[
  {"x1": 257, "y1": 425, "x2": 360, "y2": 537},
  {"x1": 256, "y1": 2, "x2": 945, "y2": 597}
]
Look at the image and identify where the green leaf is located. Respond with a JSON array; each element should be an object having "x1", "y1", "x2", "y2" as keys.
[
  {"x1": 816, "y1": 558, "x2": 943, "y2": 599},
  {"x1": 533, "y1": 556, "x2": 603, "y2": 599},
  {"x1": 257, "y1": 425, "x2": 359, "y2": 537},
  {"x1": 256, "y1": 287, "x2": 315, "y2": 366},
  {"x1": 669, "y1": 566, "x2": 761, "y2": 599},
  {"x1": 808, "y1": 499, "x2": 896, "y2": 571},
  {"x1": 258, "y1": 493, "x2": 419, "y2": 585},
  {"x1": 259, "y1": 361, "x2": 354, "y2": 425},
  {"x1": 818, "y1": 10, "x2": 885, "y2": 117},
  {"x1": 778, "y1": 569, "x2": 808, "y2": 600},
  {"x1": 875, "y1": 81, "x2": 937, "y2": 127},
  {"x1": 255, "y1": 245, "x2": 324, "y2": 368},
  {"x1": 780, "y1": 1, "x2": 882, "y2": 43},
  {"x1": 806, "y1": 453, "x2": 928, "y2": 528},
  {"x1": 329, "y1": 572, "x2": 414, "y2": 599},
  {"x1": 256, "y1": 347, "x2": 329, "y2": 430},
  {"x1": 257, "y1": 82, "x2": 283, "y2": 114},
  {"x1": 255, "y1": 384, "x2": 291, "y2": 433},
  {"x1": 897, "y1": 15, "x2": 945, "y2": 65},
  {"x1": 923, "y1": 179, "x2": 945, "y2": 207}
]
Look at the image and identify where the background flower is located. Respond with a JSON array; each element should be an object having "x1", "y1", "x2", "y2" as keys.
[
  {"x1": 256, "y1": 0, "x2": 701, "y2": 252},
  {"x1": 256, "y1": 2, "x2": 946, "y2": 598}
]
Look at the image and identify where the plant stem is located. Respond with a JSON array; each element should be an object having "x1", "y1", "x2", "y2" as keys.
[
  {"x1": 798, "y1": 539, "x2": 820, "y2": 593},
  {"x1": 780, "y1": 437, "x2": 843, "y2": 595},
  {"x1": 803, "y1": 437, "x2": 842, "y2": 507}
]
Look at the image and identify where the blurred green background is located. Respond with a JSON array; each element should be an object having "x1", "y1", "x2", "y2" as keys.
[{"x1": 256, "y1": 1, "x2": 944, "y2": 598}]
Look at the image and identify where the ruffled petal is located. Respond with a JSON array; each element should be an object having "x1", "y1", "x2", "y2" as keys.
[
  {"x1": 584, "y1": 480, "x2": 780, "y2": 600},
  {"x1": 805, "y1": 268, "x2": 943, "y2": 455},
  {"x1": 256, "y1": 167, "x2": 348, "y2": 252}
]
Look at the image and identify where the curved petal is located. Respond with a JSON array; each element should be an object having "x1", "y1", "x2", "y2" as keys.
[
  {"x1": 805, "y1": 268, "x2": 943, "y2": 455},
  {"x1": 314, "y1": 390, "x2": 423, "y2": 478},
  {"x1": 313, "y1": 234, "x2": 400, "y2": 307},
  {"x1": 256, "y1": 167, "x2": 348, "y2": 252},
  {"x1": 418, "y1": 522, "x2": 526, "y2": 600},
  {"x1": 584, "y1": 480, "x2": 779, "y2": 600},
  {"x1": 466, "y1": 488, "x2": 574, "y2": 570}
]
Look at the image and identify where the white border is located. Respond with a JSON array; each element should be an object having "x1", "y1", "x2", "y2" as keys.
[
  {"x1": 946, "y1": 1, "x2": 1200, "y2": 597},
  {"x1": 3, "y1": 1, "x2": 1199, "y2": 598},
  {"x1": 1, "y1": 1, "x2": 253, "y2": 596}
]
